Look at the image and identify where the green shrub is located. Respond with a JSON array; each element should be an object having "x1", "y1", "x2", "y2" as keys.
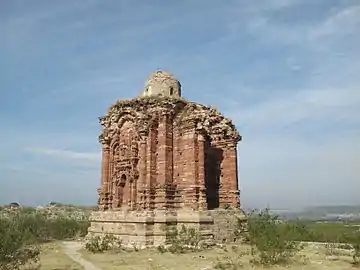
[
  {"x1": 158, "y1": 225, "x2": 205, "y2": 254},
  {"x1": 45, "y1": 216, "x2": 89, "y2": 240},
  {"x1": 214, "y1": 248, "x2": 248, "y2": 270},
  {"x1": 214, "y1": 255, "x2": 243, "y2": 269},
  {"x1": 2, "y1": 208, "x2": 90, "y2": 243},
  {"x1": 324, "y1": 243, "x2": 342, "y2": 257},
  {"x1": 0, "y1": 205, "x2": 91, "y2": 268},
  {"x1": 343, "y1": 231, "x2": 360, "y2": 265},
  {"x1": 84, "y1": 234, "x2": 120, "y2": 253},
  {"x1": 0, "y1": 217, "x2": 40, "y2": 270},
  {"x1": 284, "y1": 220, "x2": 360, "y2": 243},
  {"x1": 241, "y1": 208, "x2": 303, "y2": 265},
  {"x1": 353, "y1": 236, "x2": 360, "y2": 266}
]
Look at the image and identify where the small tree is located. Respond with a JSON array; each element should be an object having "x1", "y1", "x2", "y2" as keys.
[
  {"x1": 353, "y1": 234, "x2": 360, "y2": 266},
  {"x1": 84, "y1": 234, "x2": 120, "y2": 253},
  {"x1": 0, "y1": 217, "x2": 39, "y2": 270},
  {"x1": 244, "y1": 208, "x2": 303, "y2": 265},
  {"x1": 158, "y1": 225, "x2": 204, "y2": 254},
  {"x1": 344, "y1": 230, "x2": 360, "y2": 265}
]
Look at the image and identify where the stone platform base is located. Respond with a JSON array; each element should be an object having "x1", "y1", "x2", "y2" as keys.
[
  {"x1": 87, "y1": 209, "x2": 215, "y2": 248},
  {"x1": 209, "y1": 209, "x2": 247, "y2": 243}
]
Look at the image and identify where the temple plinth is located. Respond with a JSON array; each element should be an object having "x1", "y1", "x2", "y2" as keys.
[{"x1": 87, "y1": 70, "x2": 245, "y2": 247}]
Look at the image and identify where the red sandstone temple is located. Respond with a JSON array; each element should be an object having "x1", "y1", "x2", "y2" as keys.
[{"x1": 96, "y1": 70, "x2": 241, "y2": 213}]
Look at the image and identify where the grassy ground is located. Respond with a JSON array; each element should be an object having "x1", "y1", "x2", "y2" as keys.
[
  {"x1": 2, "y1": 206, "x2": 358, "y2": 269},
  {"x1": 78, "y1": 244, "x2": 355, "y2": 270},
  {"x1": 288, "y1": 221, "x2": 360, "y2": 243},
  {"x1": 36, "y1": 242, "x2": 83, "y2": 270}
]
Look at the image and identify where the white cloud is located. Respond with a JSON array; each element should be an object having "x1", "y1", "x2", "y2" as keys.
[
  {"x1": 310, "y1": 5, "x2": 360, "y2": 39},
  {"x1": 24, "y1": 147, "x2": 100, "y2": 162},
  {"x1": 204, "y1": 73, "x2": 360, "y2": 209},
  {"x1": 224, "y1": 87, "x2": 360, "y2": 135},
  {"x1": 225, "y1": 1, "x2": 360, "y2": 50}
]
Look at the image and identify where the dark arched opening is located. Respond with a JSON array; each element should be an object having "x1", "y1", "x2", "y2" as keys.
[
  {"x1": 116, "y1": 174, "x2": 126, "y2": 207},
  {"x1": 204, "y1": 138, "x2": 223, "y2": 210},
  {"x1": 120, "y1": 174, "x2": 126, "y2": 186}
]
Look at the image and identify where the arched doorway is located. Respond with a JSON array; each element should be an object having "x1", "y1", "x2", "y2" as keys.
[
  {"x1": 115, "y1": 174, "x2": 126, "y2": 208},
  {"x1": 110, "y1": 120, "x2": 139, "y2": 210},
  {"x1": 119, "y1": 174, "x2": 126, "y2": 207}
]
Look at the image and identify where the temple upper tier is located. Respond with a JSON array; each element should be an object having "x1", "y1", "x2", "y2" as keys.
[{"x1": 96, "y1": 70, "x2": 241, "y2": 212}]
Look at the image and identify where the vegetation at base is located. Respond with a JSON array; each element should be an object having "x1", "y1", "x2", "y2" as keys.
[
  {"x1": 282, "y1": 220, "x2": 360, "y2": 244},
  {"x1": 84, "y1": 234, "x2": 122, "y2": 253},
  {"x1": 0, "y1": 217, "x2": 40, "y2": 270},
  {"x1": 220, "y1": 208, "x2": 360, "y2": 268},
  {"x1": 157, "y1": 225, "x2": 206, "y2": 254},
  {"x1": 240, "y1": 208, "x2": 304, "y2": 265},
  {"x1": 0, "y1": 206, "x2": 90, "y2": 269},
  {"x1": 83, "y1": 207, "x2": 360, "y2": 268},
  {"x1": 2, "y1": 204, "x2": 360, "y2": 269},
  {"x1": 346, "y1": 231, "x2": 360, "y2": 265}
]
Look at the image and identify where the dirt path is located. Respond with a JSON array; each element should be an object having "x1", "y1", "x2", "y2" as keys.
[{"x1": 62, "y1": 241, "x2": 102, "y2": 270}]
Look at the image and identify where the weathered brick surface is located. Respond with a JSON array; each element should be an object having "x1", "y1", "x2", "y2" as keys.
[
  {"x1": 92, "y1": 70, "x2": 244, "y2": 246},
  {"x1": 88, "y1": 210, "x2": 214, "y2": 248},
  {"x1": 209, "y1": 209, "x2": 247, "y2": 243}
]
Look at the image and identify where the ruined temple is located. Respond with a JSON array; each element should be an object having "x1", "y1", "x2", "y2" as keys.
[{"x1": 88, "y1": 70, "x2": 244, "y2": 247}]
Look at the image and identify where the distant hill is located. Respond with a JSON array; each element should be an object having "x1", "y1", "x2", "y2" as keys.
[
  {"x1": 304, "y1": 205, "x2": 360, "y2": 215},
  {"x1": 274, "y1": 205, "x2": 360, "y2": 221}
]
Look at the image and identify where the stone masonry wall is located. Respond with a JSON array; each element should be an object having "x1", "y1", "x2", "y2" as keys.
[
  {"x1": 210, "y1": 209, "x2": 247, "y2": 243},
  {"x1": 97, "y1": 96, "x2": 241, "y2": 212},
  {"x1": 88, "y1": 210, "x2": 214, "y2": 248}
]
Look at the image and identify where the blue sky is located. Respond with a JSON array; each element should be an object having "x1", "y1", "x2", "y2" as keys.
[{"x1": 1, "y1": 0, "x2": 359, "y2": 209}]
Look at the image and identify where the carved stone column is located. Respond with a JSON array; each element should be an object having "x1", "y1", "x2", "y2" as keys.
[
  {"x1": 155, "y1": 111, "x2": 173, "y2": 209},
  {"x1": 101, "y1": 144, "x2": 110, "y2": 188},
  {"x1": 218, "y1": 140, "x2": 240, "y2": 209},
  {"x1": 107, "y1": 143, "x2": 117, "y2": 210},
  {"x1": 146, "y1": 124, "x2": 158, "y2": 210},
  {"x1": 181, "y1": 120, "x2": 197, "y2": 210},
  {"x1": 99, "y1": 142, "x2": 110, "y2": 211},
  {"x1": 131, "y1": 180, "x2": 136, "y2": 210},
  {"x1": 197, "y1": 133, "x2": 207, "y2": 210},
  {"x1": 137, "y1": 133, "x2": 147, "y2": 210},
  {"x1": 172, "y1": 127, "x2": 182, "y2": 210}
]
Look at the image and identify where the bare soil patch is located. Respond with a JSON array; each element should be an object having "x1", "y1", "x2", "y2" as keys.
[
  {"x1": 76, "y1": 243, "x2": 355, "y2": 270},
  {"x1": 37, "y1": 242, "x2": 84, "y2": 270}
]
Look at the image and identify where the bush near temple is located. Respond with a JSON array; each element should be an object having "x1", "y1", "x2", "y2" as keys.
[
  {"x1": 0, "y1": 206, "x2": 90, "y2": 269},
  {"x1": 157, "y1": 225, "x2": 206, "y2": 254},
  {"x1": 241, "y1": 208, "x2": 304, "y2": 265},
  {"x1": 1, "y1": 204, "x2": 360, "y2": 268},
  {"x1": 0, "y1": 217, "x2": 40, "y2": 270},
  {"x1": 232, "y1": 208, "x2": 360, "y2": 266},
  {"x1": 84, "y1": 234, "x2": 122, "y2": 253}
]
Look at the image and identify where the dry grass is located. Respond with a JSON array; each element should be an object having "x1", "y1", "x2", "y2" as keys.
[
  {"x1": 77, "y1": 244, "x2": 355, "y2": 270},
  {"x1": 29, "y1": 241, "x2": 357, "y2": 270},
  {"x1": 38, "y1": 242, "x2": 83, "y2": 270}
]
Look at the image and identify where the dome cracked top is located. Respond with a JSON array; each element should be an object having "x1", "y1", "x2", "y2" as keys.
[{"x1": 142, "y1": 70, "x2": 182, "y2": 97}]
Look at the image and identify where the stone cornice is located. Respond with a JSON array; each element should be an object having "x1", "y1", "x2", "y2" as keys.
[{"x1": 98, "y1": 96, "x2": 241, "y2": 145}]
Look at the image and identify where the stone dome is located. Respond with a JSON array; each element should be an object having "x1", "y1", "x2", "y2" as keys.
[{"x1": 142, "y1": 70, "x2": 182, "y2": 97}]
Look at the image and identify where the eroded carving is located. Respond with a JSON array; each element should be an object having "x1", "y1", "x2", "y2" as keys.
[{"x1": 96, "y1": 70, "x2": 242, "y2": 213}]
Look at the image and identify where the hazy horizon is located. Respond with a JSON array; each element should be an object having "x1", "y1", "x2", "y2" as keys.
[
  {"x1": 1, "y1": 0, "x2": 359, "y2": 210},
  {"x1": 2, "y1": 200, "x2": 360, "y2": 213}
]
